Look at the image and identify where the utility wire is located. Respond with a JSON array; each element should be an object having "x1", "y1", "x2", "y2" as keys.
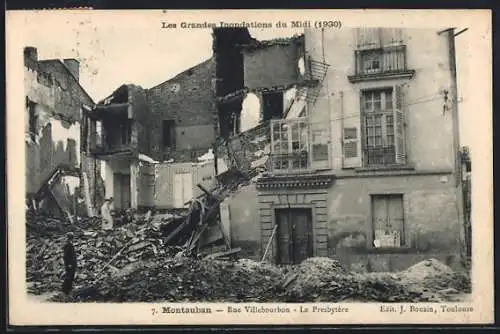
[{"x1": 281, "y1": 95, "x2": 461, "y2": 127}]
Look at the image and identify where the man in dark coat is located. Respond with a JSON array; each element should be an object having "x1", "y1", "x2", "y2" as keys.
[{"x1": 62, "y1": 232, "x2": 77, "y2": 296}]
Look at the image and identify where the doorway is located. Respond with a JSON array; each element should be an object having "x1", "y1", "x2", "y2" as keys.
[
  {"x1": 275, "y1": 208, "x2": 313, "y2": 264},
  {"x1": 113, "y1": 173, "x2": 131, "y2": 209},
  {"x1": 262, "y1": 92, "x2": 284, "y2": 121}
]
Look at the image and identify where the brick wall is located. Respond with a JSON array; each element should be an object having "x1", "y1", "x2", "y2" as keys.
[
  {"x1": 243, "y1": 41, "x2": 305, "y2": 91},
  {"x1": 146, "y1": 58, "x2": 216, "y2": 162}
]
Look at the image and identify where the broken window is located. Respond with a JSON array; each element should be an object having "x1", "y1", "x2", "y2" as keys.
[
  {"x1": 371, "y1": 194, "x2": 405, "y2": 248},
  {"x1": 361, "y1": 86, "x2": 406, "y2": 166},
  {"x1": 262, "y1": 92, "x2": 284, "y2": 121},
  {"x1": 162, "y1": 120, "x2": 175, "y2": 148}
]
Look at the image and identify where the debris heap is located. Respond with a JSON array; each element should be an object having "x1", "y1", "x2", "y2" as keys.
[{"x1": 26, "y1": 212, "x2": 180, "y2": 295}]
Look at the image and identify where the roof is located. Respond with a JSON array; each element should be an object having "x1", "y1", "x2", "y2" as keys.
[
  {"x1": 37, "y1": 59, "x2": 95, "y2": 105},
  {"x1": 241, "y1": 34, "x2": 305, "y2": 52},
  {"x1": 148, "y1": 57, "x2": 214, "y2": 91}
]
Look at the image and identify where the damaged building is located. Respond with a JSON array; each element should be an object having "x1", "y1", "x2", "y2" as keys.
[
  {"x1": 24, "y1": 46, "x2": 103, "y2": 219},
  {"x1": 82, "y1": 29, "x2": 309, "y2": 258},
  {"x1": 81, "y1": 28, "x2": 466, "y2": 270}
]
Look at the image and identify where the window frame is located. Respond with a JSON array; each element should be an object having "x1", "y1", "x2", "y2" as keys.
[{"x1": 361, "y1": 87, "x2": 398, "y2": 166}]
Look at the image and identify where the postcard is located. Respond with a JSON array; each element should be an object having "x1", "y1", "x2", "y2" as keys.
[{"x1": 6, "y1": 9, "x2": 493, "y2": 326}]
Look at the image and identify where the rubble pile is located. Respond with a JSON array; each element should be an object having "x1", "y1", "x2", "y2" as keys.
[
  {"x1": 26, "y1": 211, "x2": 101, "y2": 238},
  {"x1": 283, "y1": 258, "x2": 427, "y2": 302},
  {"x1": 27, "y1": 208, "x2": 471, "y2": 303},
  {"x1": 397, "y1": 259, "x2": 472, "y2": 298},
  {"x1": 62, "y1": 257, "x2": 285, "y2": 302},
  {"x1": 26, "y1": 213, "x2": 179, "y2": 295},
  {"x1": 398, "y1": 258, "x2": 454, "y2": 284}
]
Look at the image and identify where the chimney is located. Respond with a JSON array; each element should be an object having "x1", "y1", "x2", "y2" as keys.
[
  {"x1": 24, "y1": 46, "x2": 38, "y2": 71},
  {"x1": 63, "y1": 58, "x2": 80, "y2": 81}
]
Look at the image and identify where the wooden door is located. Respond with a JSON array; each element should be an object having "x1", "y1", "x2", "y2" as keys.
[
  {"x1": 173, "y1": 172, "x2": 193, "y2": 208},
  {"x1": 276, "y1": 208, "x2": 313, "y2": 265}
]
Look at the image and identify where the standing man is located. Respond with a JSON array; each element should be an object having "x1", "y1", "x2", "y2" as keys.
[
  {"x1": 101, "y1": 197, "x2": 114, "y2": 230},
  {"x1": 62, "y1": 232, "x2": 77, "y2": 297}
]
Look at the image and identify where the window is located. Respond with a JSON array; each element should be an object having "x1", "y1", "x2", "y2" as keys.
[
  {"x1": 27, "y1": 98, "x2": 37, "y2": 142},
  {"x1": 371, "y1": 194, "x2": 405, "y2": 248},
  {"x1": 120, "y1": 121, "x2": 132, "y2": 145},
  {"x1": 162, "y1": 120, "x2": 175, "y2": 148},
  {"x1": 361, "y1": 87, "x2": 406, "y2": 166},
  {"x1": 95, "y1": 120, "x2": 103, "y2": 148}
]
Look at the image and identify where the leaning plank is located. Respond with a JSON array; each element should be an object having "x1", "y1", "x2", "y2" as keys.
[
  {"x1": 94, "y1": 238, "x2": 136, "y2": 278},
  {"x1": 164, "y1": 202, "x2": 197, "y2": 245},
  {"x1": 197, "y1": 184, "x2": 223, "y2": 201},
  {"x1": 261, "y1": 224, "x2": 277, "y2": 262},
  {"x1": 203, "y1": 247, "x2": 241, "y2": 260}
]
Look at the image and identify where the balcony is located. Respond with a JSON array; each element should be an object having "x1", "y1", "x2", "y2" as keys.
[
  {"x1": 348, "y1": 45, "x2": 415, "y2": 83},
  {"x1": 88, "y1": 119, "x2": 136, "y2": 159},
  {"x1": 269, "y1": 118, "x2": 331, "y2": 173}
]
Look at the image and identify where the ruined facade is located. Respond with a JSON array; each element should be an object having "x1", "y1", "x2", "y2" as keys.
[
  {"x1": 85, "y1": 84, "x2": 152, "y2": 210},
  {"x1": 86, "y1": 29, "x2": 306, "y2": 217},
  {"x1": 147, "y1": 59, "x2": 217, "y2": 163},
  {"x1": 24, "y1": 46, "x2": 102, "y2": 217},
  {"x1": 253, "y1": 28, "x2": 466, "y2": 270},
  {"x1": 86, "y1": 66, "x2": 218, "y2": 211}
]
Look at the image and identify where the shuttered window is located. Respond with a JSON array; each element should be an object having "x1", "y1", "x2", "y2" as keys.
[{"x1": 354, "y1": 28, "x2": 406, "y2": 76}]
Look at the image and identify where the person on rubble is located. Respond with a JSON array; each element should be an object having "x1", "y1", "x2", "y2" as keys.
[
  {"x1": 101, "y1": 197, "x2": 114, "y2": 230},
  {"x1": 62, "y1": 232, "x2": 77, "y2": 297}
]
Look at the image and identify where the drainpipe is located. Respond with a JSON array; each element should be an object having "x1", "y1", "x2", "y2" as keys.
[{"x1": 442, "y1": 27, "x2": 467, "y2": 260}]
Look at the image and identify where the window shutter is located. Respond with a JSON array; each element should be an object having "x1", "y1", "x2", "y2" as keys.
[
  {"x1": 342, "y1": 94, "x2": 362, "y2": 168},
  {"x1": 342, "y1": 127, "x2": 360, "y2": 168},
  {"x1": 356, "y1": 28, "x2": 381, "y2": 49},
  {"x1": 381, "y1": 28, "x2": 404, "y2": 47},
  {"x1": 393, "y1": 85, "x2": 406, "y2": 164}
]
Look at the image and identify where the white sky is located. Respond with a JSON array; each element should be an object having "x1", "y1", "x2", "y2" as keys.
[{"x1": 18, "y1": 13, "x2": 472, "y2": 147}]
